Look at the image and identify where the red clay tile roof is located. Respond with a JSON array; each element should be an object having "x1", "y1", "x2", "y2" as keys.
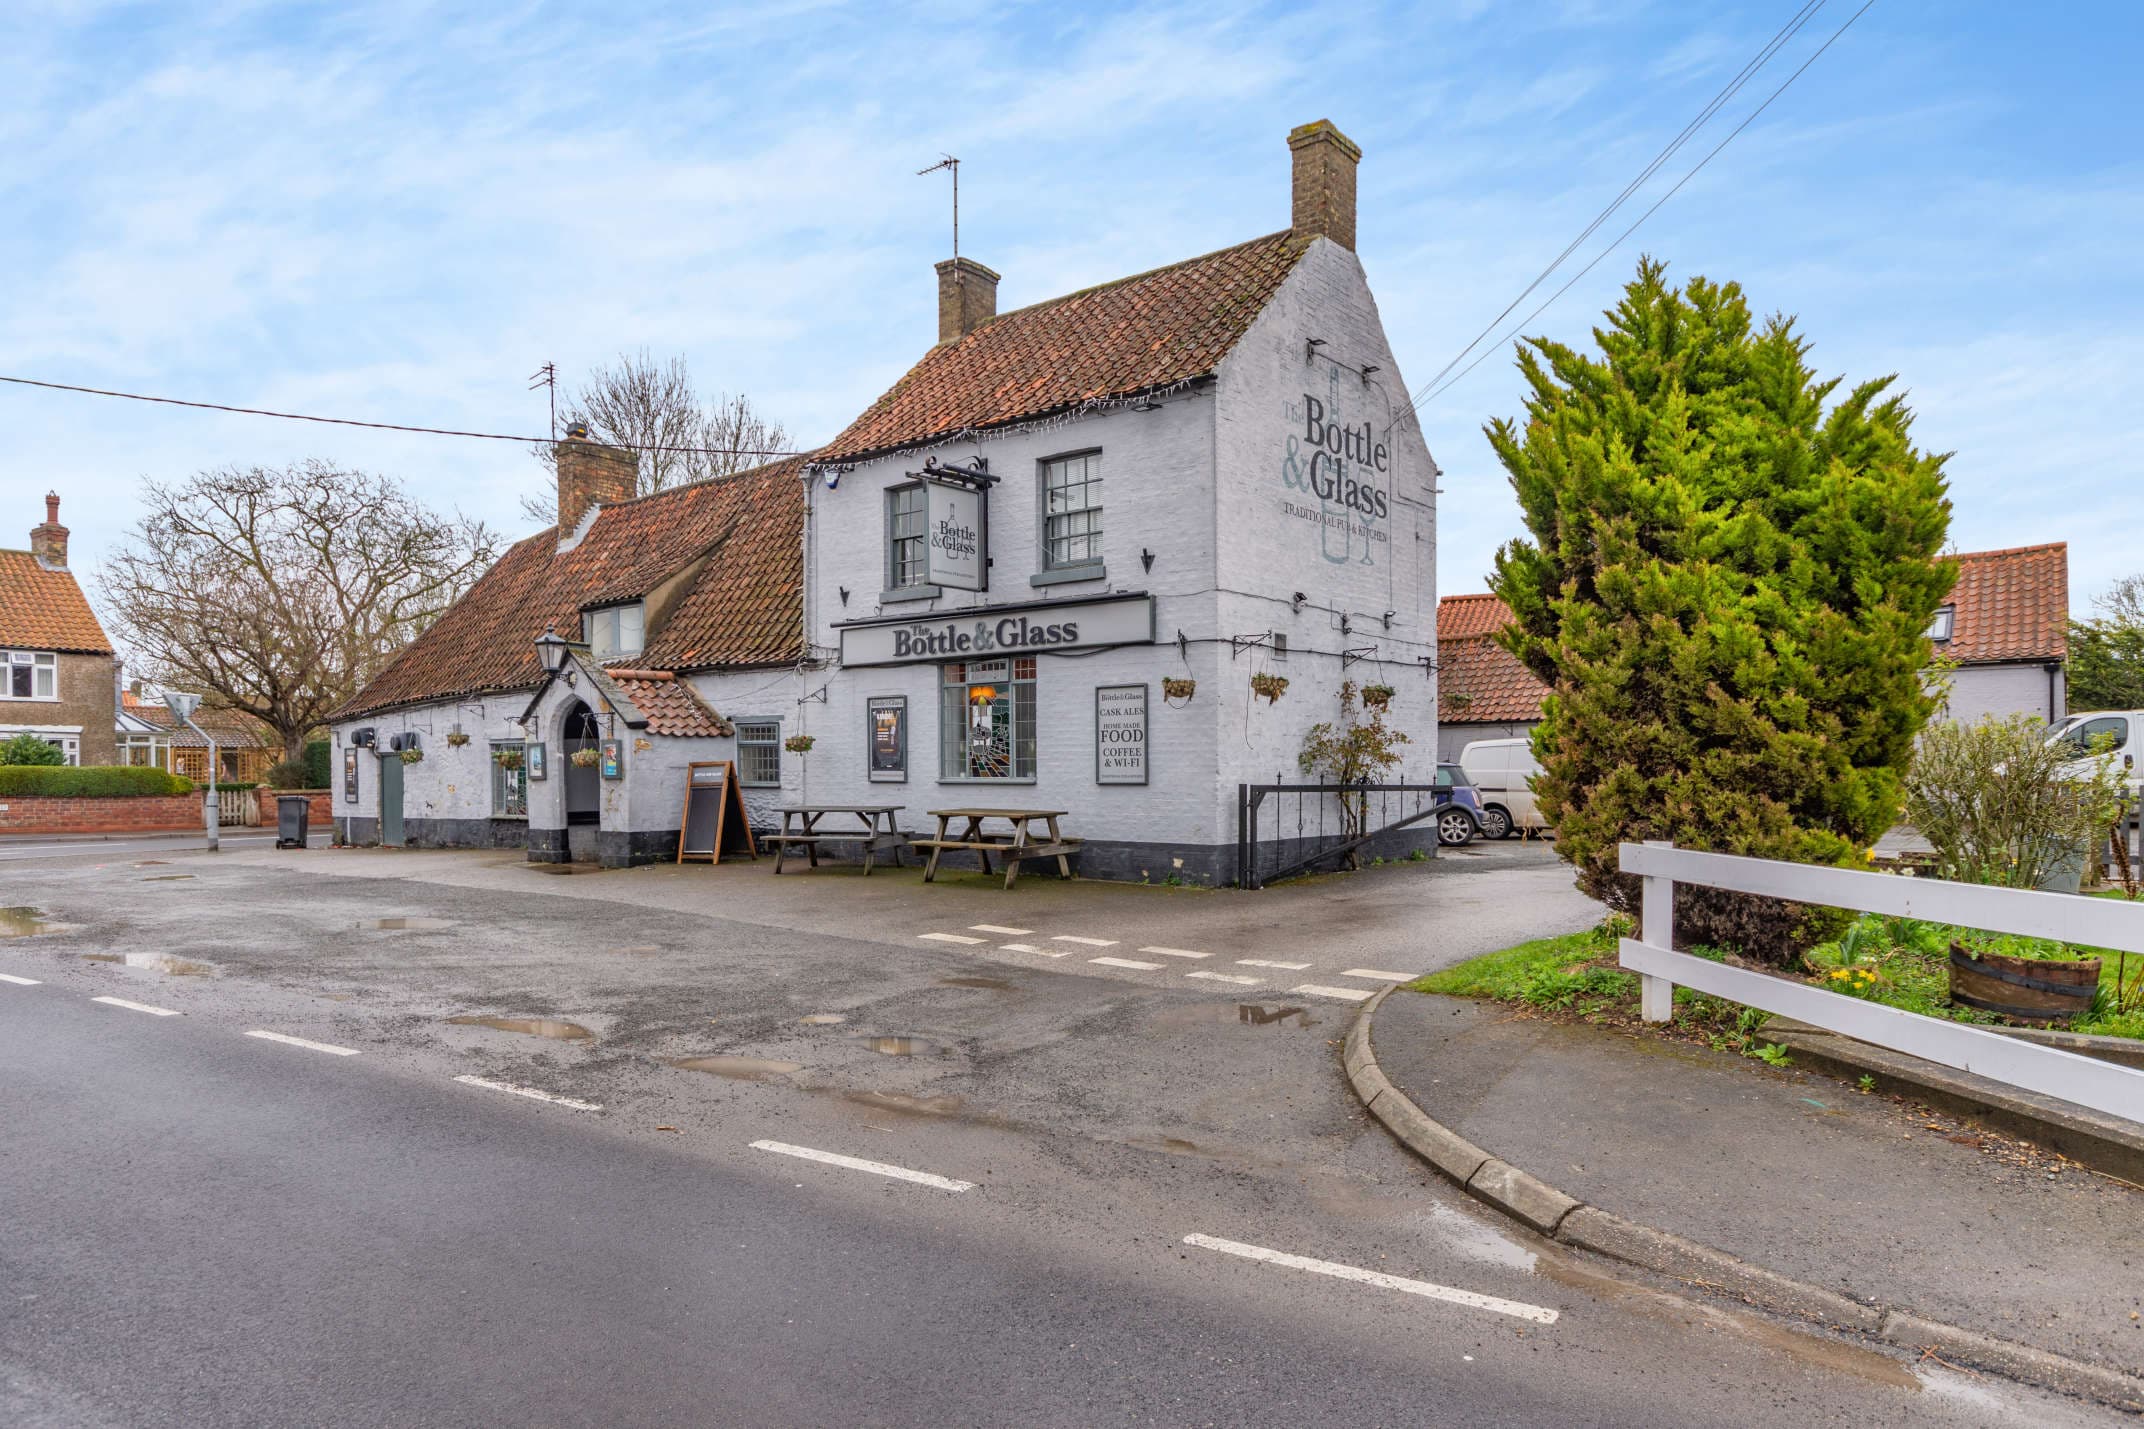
[
  {"x1": 1937, "y1": 542, "x2": 2067, "y2": 664},
  {"x1": 338, "y1": 457, "x2": 804, "y2": 720},
  {"x1": 0, "y1": 548, "x2": 111, "y2": 654},
  {"x1": 1439, "y1": 633, "x2": 1548, "y2": 724},
  {"x1": 605, "y1": 670, "x2": 733, "y2": 738},
  {"x1": 1437, "y1": 593, "x2": 1516, "y2": 643},
  {"x1": 818, "y1": 231, "x2": 1313, "y2": 463},
  {"x1": 128, "y1": 704, "x2": 275, "y2": 749}
]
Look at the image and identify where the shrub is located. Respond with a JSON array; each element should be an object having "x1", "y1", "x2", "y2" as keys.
[
  {"x1": 1904, "y1": 714, "x2": 2127, "y2": 888},
  {"x1": 0, "y1": 732, "x2": 66, "y2": 766},
  {"x1": 303, "y1": 739, "x2": 331, "y2": 788},
  {"x1": 0, "y1": 765, "x2": 193, "y2": 797},
  {"x1": 263, "y1": 758, "x2": 312, "y2": 788}
]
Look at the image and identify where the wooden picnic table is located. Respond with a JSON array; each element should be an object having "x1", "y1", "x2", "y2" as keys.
[
  {"x1": 767, "y1": 804, "x2": 909, "y2": 875},
  {"x1": 914, "y1": 808, "x2": 1082, "y2": 890}
]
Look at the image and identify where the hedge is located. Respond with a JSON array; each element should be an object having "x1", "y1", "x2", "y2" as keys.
[
  {"x1": 0, "y1": 766, "x2": 195, "y2": 797},
  {"x1": 304, "y1": 738, "x2": 331, "y2": 789}
]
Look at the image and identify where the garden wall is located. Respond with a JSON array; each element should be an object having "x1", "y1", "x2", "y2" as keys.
[{"x1": 0, "y1": 793, "x2": 201, "y2": 835}]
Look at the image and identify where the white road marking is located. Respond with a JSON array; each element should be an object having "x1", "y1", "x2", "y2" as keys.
[
  {"x1": 91, "y1": 995, "x2": 179, "y2": 1017},
  {"x1": 1186, "y1": 971, "x2": 1263, "y2": 986},
  {"x1": 1341, "y1": 969, "x2": 1422, "y2": 982},
  {"x1": 1182, "y1": 1234, "x2": 1560, "y2": 1324},
  {"x1": 1091, "y1": 956, "x2": 1163, "y2": 971},
  {"x1": 750, "y1": 1139, "x2": 974, "y2": 1192},
  {"x1": 246, "y1": 1029, "x2": 361, "y2": 1057},
  {"x1": 1237, "y1": 959, "x2": 1311, "y2": 971},
  {"x1": 0, "y1": 972, "x2": 41, "y2": 986},
  {"x1": 918, "y1": 932, "x2": 988, "y2": 945},
  {"x1": 969, "y1": 924, "x2": 1033, "y2": 936},
  {"x1": 1001, "y1": 943, "x2": 1071, "y2": 956},
  {"x1": 1139, "y1": 946, "x2": 1209, "y2": 959},
  {"x1": 1291, "y1": 984, "x2": 1374, "y2": 1002},
  {"x1": 1052, "y1": 935, "x2": 1119, "y2": 947},
  {"x1": 452, "y1": 1074, "x2": 602, "y2": 1111}
]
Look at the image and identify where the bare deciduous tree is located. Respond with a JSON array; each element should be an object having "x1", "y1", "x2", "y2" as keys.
[
  {"x1": 99, "y1": 462, "x2": 500, "y2": 760},
  {"x1": 521, "y1": 350, "x2": 792, "y2": 523}
]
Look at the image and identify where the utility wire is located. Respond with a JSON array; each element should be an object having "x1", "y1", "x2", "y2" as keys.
[
  {"x1": 0, "y1": 373, "x2": 807, "y2": 458},
  {"x1": 1410, "y1": 0, "x2": 1876, "y2": 414}
]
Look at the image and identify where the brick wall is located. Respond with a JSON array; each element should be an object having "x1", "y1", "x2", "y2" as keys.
[
  {"x1": 0, "y1": 792, "x2": 200, "y2": 834},
  {"x1": 258, "y1": 788, "x2": 334, "y2": 824},
  {"x1": 0, "y1": 650, "x2": 117, "y2": 766}
]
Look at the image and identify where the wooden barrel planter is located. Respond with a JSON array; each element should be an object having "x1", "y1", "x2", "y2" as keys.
[{"x1": 1948, "y1": 942, "x2": 2102, "y2": 1026}]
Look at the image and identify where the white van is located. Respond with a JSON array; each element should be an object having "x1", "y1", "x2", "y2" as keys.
[
  {"x1": 1458, "y1": 737, "x2": 1546, "y2": 840},
  {"x1": 2047, "y1": 710, "x2": 2143, "y2": 795}
]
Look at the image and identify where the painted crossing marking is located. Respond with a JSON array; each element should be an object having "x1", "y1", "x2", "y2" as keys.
[
  {"x1": 751, "y1": 1139, "x2": 974, "y2": 1192},
  {"x1": 246, "y1": 1029, "x2": 361, "y2": 1057},
  {"x1": 91, "y1": 995, "x2": 179, "y2": 1017},
  {"x1": 1341, "y1": 969, "x2": 1422, "y2": 982},
  {"x1": 1291, "y1": 984, "x2": 1374, "y2": 1003},
  {"x1": 1139, "y1": 946, "x2": 1209, "y2": 960},
  {"x1": 918, "y1": 932, "x2": 988, "y2": 945},
  {"x1": 1051, "y1": 935, "x2": 1118, "y2": 947},
  {"x1": 1091, "y1": 956, "x2": 1163, "y2": 971},
  {"x1": 1237, "y1": 959, "x2": 1311, "y2": 971},
  {"x1": 1001, "y1": 943, "x2": 1071, "y2": 957},
  {"x1": 0, "y1": 972, "x2": 41, "y2": 986},
  {"x1": 969, "y1": 924, "x2": 1033, "y2": 936},
  {"x1": 452, "y1": 1074, "x2": 602, "y2": 1112},
  {"x1": 1186, "y1": 971, "x2": 1262, "y2": 986},
  {"x1": 1182, "y1": 1234, "x2": 1560, "y2": 1324}
]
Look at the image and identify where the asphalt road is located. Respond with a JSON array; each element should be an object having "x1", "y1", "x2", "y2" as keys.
[{"x1": 0, "y1": 844, "x2": 2121, "y2": 1426}]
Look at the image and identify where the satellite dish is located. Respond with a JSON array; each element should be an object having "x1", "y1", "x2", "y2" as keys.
[{"x1": 161, "y1": 689, "x2": 201, "y2": 721}]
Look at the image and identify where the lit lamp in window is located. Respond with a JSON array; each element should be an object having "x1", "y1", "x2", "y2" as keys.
[{"x1": 969, "y1": 685, "x2": 997, "y2": 705}]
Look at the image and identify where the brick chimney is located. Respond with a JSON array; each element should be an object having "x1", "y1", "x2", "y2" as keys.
[
  {"x1": 936, "y1": 257, "x2": 1000, "y2": 345},
  {"x1": 30, "y1": 491, "x2": 68, "y2": 569},
  {"x1": 554, "y1": 428, "x2": 637, "y2": 538},
  {"x1": 1288, "y1": 119, "x2": 1361, "y2": 251}
]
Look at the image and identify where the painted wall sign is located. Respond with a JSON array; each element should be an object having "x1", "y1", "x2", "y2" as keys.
[
  {"x1": 924, "y1": 478, "x2": 987, "y2": 591},
  {"x1": 840, "y1": 595, "x2": 1155, "y2": 667},
  {"x1": 1095, "y1": 683, "x2": 1148, "y2": 786},
  {"x1": 600, "y1": 738, "x2": 624, "y2": 780},
  {"x1": 526, "y1": 742, "x2": 547, "y2": 780},
  {"x1": 1279, "y1": 362, "x2": 1393, "y2": 568},
  {"x1": 868, "y1": 696, "x2": 907, "y2": 782},
  {"x1": 343, "y1": 747, "x2": 359, "y2": 803}
]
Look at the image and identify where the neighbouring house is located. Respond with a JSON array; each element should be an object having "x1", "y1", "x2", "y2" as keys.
[
  {"x1": 117, "y1": 687, "x2": 278, "y2": 784},
  {"x1": 1435, "y1": 541, "x2": 2071, "y2": 761},
  {"x1": 331, "y1": 119, "x2": 1440, "y2": 880},
  {"x1": 0, "y1": 493, "x2": 116, "y2": 766}
]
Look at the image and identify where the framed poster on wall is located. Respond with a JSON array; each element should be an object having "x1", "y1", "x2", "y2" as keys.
[
  {"x1": 1095, "y1": 683, "x2": 1148, "y2": 785},
  {"x1": 868, "y1": 696, "x2": 907, "y2": 782},
  {"x1": 526, "y1": 742, "x2": 547, "y2": 780},
  {"x1": 600, "y1": 738, "x2": 624, "y2": 780},
  {"x1": 342, "y1": 747, "x2": 359, "y2": 802}
]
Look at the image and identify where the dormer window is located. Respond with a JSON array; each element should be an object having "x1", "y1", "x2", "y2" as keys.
[
  {"x1": 585, "y1": 603, "x2": 645, "y2": 661},
  {"x1": 1927, "y1": 605, "x2": 1955, "y2": 643}
]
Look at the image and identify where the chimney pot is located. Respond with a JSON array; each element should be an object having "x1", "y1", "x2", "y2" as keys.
[
  {"x1": 30, "y1": 489, "x2": 69, "y2": 569},
  {"x1": 1288, "y1": 119, "x2": 1362, "y2": 251},
  {"x1": 936, "y1": 256, "x2": 1001, "y2": 344},
  {"x1": 554, "y1": 436, "x2": 638, "y2": 539}
]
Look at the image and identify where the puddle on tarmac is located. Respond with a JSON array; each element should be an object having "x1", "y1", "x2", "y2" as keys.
[
  {"x1": 861, "y1": 1036, "x2": 931, "y2": 1056},
  {"x1": 939, "y1": 975, "x2": 1013, "y2": 991},
  {"x1": 372, "y1": 917, "x2": 453, "y2": 931},
  {"x1": 841, "y1": 1090, "x2": 968, "y2": 1118},
  {"x1": 800, "y1": 1013, "x2": 848, "y2": 1025},
  {"x1": 125, "y1": 953, "x2": 216, "y2": 976},
  {"x1": 0, "y1": 908, "x2": 51, "y2": 937},
  {"x1": 134, "y1": 860, "x2": 169, "y2": 867},
  {"x1": 1147, "y1": 1002, "x2": 1322, "y2": 1032},
  {"x1": 668, "y1": 1054, "x2": 803, "y2": 1081},
  {"x1": 142, "y1": 874, "x2": 195, "y2": 883},
  {"x1": 446, "y1": 1015, "x2": 593, "y2": 1041}
]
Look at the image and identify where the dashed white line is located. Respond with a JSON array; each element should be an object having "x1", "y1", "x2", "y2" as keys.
[
  {"x1": 246, "y1": 1029, "x2": 361, "y2": 1057},
  {"x1": 750, "y1": 1139, "x2": 974, "y2": 1192},
  {"x1": 969, "y1": 924, "x2": 1033, "y2": 936},
  {"x1": 1186, "y1": 970, "x2": 1263, "y2": 986},
  {"x1": 1001, "y1": 942, "x2": 1071, "y2": 956},
  {"x1": 91, "y1": 995, "x2": 179, "y2": 1017},
  {"x1": 1341, "y1": 969, "x2": 1422, "y2": 982},
  {"x1": 1052, "y1": 935, "x2": 1119, "y2": 947},
  {"x1": 918, "y1": 932, "x2": 988, "y2": 945},
  {"x1": 1237, "y1": 959, "x2": 1311, "y2": 971},
  {"x1": 1291, "y1": 984, "x2": 1374, "y2": 1003},
  {"x1": 1139, "y1": 946, "x2": 1210, "y2": 960},
  {"x1": 452, "y1": 1074, "x2": 602, "y2": 1111},
  {"x1": 1182, "y1": 1234, "x2": 1560, "y2": 1324},
  {"x1": 0, "y1": 972, "x2": 41, "y2": 986},
  {"x1": 1091, "y1": 956, "x2": 1163, "y2": 971}
]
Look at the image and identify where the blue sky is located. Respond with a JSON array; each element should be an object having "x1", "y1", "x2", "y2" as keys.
[{"x1": 4, "y1": 1, "x2": 2139, "y2": 617}]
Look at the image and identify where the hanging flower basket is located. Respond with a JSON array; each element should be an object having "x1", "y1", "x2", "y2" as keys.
[
  {"x1": 1162, "y1": 677, "x2": 1197, "y2": 704},
  {"x1": 569, "y1": 747, "x2": 601, "y2": 768},
  {"x1": 398, "y1": 748, "x2": 424, "y2": 765},
  {"x1": 492, "y1": 748, "x2": 524, "y2": 771},
  {"x1": 783, "y1": 734, "x2": 816, "y2": 755},
  {"x1": 446, "y1": 731, "x2": 471, "y2": 748},
  {"x1": 1250, "y1": 672, "x2": 1289, "y2": 704},
  {"x1": 1360, "y1": 683, "x2": 1396, "y2": 711}
]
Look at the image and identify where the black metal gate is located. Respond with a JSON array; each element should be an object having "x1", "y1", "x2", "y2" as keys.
[{"x1": 1235, "y1": 779, "x2": 1443, "y2": 889}]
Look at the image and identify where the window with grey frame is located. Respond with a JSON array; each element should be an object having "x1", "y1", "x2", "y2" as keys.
[
  {"x1": 886, "y1": 484, "x2": 928, "y2": 591},
  {"x1": 1041, "y1": 452, "x2": 1102, "y2": 570},
  {"x1": 736, "y1": 718, "x2": 782, "y2": 786},
  {"x1": 490, "y1": 740, "x2": 528, "y2": 817}
]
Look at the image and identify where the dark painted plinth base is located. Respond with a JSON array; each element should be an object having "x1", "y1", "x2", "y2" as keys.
[
  {"x1": 598, "y1": 829, "x2": 681, "y2": 868},
  {"x1": 336, "y1": 817, "x2": 380, "y2": 846},
  {"x1": 526, "y1": 826, "x2": 568, "y2": 863}
]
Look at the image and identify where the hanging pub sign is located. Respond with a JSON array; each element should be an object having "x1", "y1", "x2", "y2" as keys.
[
  {"x1": 1095, "y1": 683, "x2": 1148, "y2": 785},
  {"x1": 837, "y1": 593, "x2": 1156, "y2": 667},
  {"x1": 343, "y1": 747, "x2": 359, "y2": 803},
  {"x1": 868, "y1": 696, "x2": 907, "y2": 782},
  {"x1": 924, "y1": 477, "x2": 987, "y2": 591}
]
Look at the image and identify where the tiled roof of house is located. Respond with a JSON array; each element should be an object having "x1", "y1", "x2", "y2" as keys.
[
  {"x1": 1437, "y1": 593, "x2": 1516, "y2": 643},
  {"x1": 338, "y1": 457, "x2": 804, "y2": 720},
  {"x1": 1937, "y1": 542, "x2": 2067, "y2": 665},
  {"x1": 1439, "y1": 630, "x2": 1549, "y2": 724},
  {"x1": 818, "y1": 231, "x2": 1313, "y2": 463},
  {"x1": 0, "y1": 548, "x2": 111, "y2": 654},
  {"x1": 605, "y1": 670, "x2": 733, "y2": 738},
  {"x1": 126, "y1": 701, "x2": 276, "y2": 749}
]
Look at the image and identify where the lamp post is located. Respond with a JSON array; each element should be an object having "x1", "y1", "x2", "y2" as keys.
[
  {"x1": 535, "y1": 622, "x2": 570, "y2": 676},
  {"x1": 161, "y1": 689, "x2": 217, "y2": 853}
]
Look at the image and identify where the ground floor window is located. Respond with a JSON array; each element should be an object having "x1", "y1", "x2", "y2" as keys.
[
  {"x1": 736, "y1": 718, "x2": 781, "y2": 786},
  {"x1": 940, "y1": 658, "x2": 1036, "y2": 780},
  {"x1": 0, "y1": 730, "x2": 78, "y2": 765},
  {"x1": 490, "y1": 740, "x2": 527, "y2": 817}
]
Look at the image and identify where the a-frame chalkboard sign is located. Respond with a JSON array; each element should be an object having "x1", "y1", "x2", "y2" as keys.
[{"x1": 677, "y1": 760, "x2": 758, "y2": 864}]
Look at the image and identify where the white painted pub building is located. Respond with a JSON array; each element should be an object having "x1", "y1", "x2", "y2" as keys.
[{"x1": 332, "y1": 120, "x2": 1440, "y2": 883}]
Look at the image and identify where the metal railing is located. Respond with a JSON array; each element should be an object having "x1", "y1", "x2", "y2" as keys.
[
  {"x1": 1236, "y1": 779, "x2": 1443, "y2": 889},
  {"x1": 1618, "y1": 840, "x2": 2144, "y2": 1123}
]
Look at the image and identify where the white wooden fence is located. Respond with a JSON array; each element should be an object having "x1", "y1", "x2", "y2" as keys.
[{"x1": 1618, "y1": 841, "x2": 2144, "y2": 1124}]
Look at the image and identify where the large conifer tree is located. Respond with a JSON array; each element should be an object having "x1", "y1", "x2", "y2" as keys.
[{"x1": 1489, "y1": 259, "x2": 1953, "y2": 961}]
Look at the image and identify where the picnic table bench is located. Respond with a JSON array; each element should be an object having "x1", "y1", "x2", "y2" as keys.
[
  {"x1": 767, "y1": 805, "x2": 909, "y2": 875},
  {"x1": 913, "y1": 808, "x2": 1083, "y2": 890}
]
